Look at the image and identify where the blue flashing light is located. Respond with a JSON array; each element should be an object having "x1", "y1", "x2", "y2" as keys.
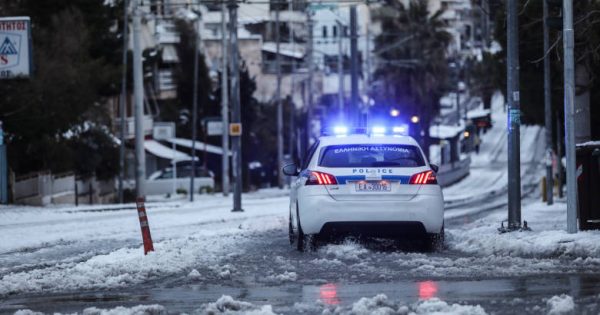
[
  {"x1": 333, "y1": 126, "x2": 348, "y2": 135},
  {"x1": 372, "y1": 126, "x2": 386, "y2": 134},
  {"x1": 392, "y1": 124, "x2": 410, "y2": 135}
]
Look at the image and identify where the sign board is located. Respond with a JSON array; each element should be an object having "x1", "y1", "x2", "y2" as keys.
[
  {"x1": 206, "y1": 121, "x2": 223, "y2": 136},
  {"x1": 153, "y1": 122, "x2": 175, "y2": 140},
  {"x1": 230, "y1": 123, "x2": 242, "y2": 136},
  {"x1": 0, "y1": 17, "x2": 32, "y2": 79}
]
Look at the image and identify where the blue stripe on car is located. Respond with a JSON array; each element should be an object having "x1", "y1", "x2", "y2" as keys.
[
  {"x1": 382, "y1": 175, "x2": 411, "y2": 184},
  {"x1": 335, "y1": 175, "x2": 366, "y2": 184},
  {"x1": 335, "y1": 175, "x2": 411, "y2": 184}
]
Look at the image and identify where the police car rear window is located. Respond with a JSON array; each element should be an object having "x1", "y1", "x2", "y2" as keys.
[{"x1": 319, "y1": 144, "x2": 425, "y2": 168}]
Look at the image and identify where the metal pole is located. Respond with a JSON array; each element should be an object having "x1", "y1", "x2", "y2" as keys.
[
  {"x1": 506, "y1": 0, "x2": 522, "y2": 230},
  {"x1": 366, "y1": 22, "x2": 371, "y2": 98},
  {"x1": 190, "y1": 19, "x2": 200, "y2": 201},
  {"x1": 229, "y1": 0, "x2": 243, "y2": 212},
  {"x1": 172, "y1": 140, "x2": 176, "y2": 196},
  {"x1": 556, "y1": 110, "x2": 564, "y2": 198},
  {"x1": 288, "y1": 0, "x2": 295, "y2": 162},
  {"x1": 563, "y1": 0, "x2": 577, "y2": 233},
  {"x1": 276, "y1": 6, "x2": 284, "y2": 189},
  {"x1": 456, "y1": 81, "x2": 461, "y2": 126},
  {"x1": 0, "y1": 121, "x2": 7, "y2": 204},
  {"x1": 132, "y1": 0, "x2": 146, "y2": 198},
  {"x1": 306, "y1": 10, "x2": 314, "y2": 149},
  {"x1": 337, "y1": 20, "x2": 344, "y2": 118},
  {"x1": 543, "y1": 0, "x2": 554, "y2": 205},
  {"x1": 349, "y1": 6, "x2": 360, "y2": 127},
  {"x1": 118, "y1": 0, "x2": 129, "y2": 204},
  {"x1": 221, "y1": 4, "x2": 230, "y2": 197}
]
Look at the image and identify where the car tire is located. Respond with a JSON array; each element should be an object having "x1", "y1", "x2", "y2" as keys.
[
  {"x1": 427, "y1": 224, "x2": 445, "y2": 252},
  {"x1": 288, "y1": 212, "x2": 295, "y2": 245},
  {"x1": 292, "y1": 205, "x2": 316, "y2": 252}
]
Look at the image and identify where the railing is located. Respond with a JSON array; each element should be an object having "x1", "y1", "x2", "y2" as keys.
[{"x1": 13, "y1": 171, "x2": 115, "y2": 205}]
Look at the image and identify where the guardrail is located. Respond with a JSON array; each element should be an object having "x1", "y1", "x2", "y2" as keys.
[{"x1": 436, "y1": 156, "x2": 471, "y2": 187}]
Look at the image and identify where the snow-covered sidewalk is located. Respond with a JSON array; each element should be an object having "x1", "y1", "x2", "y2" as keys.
[{"x1": 449, "y1": 199, "x2": 600, "y2": 259}]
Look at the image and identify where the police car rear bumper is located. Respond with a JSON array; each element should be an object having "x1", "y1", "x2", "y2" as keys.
[{"x1": 299, "y1": 194, "x2": 444, "y2": 236}]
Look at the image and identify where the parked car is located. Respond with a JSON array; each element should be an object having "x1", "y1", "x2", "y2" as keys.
[{"x1": 147, "y1": 161, "x2": 215, "y2": 195}]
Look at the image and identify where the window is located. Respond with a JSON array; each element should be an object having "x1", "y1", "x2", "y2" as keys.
[
  {"x1": 322, "y1": 26, "x2": 328, "y2": 38},
  {"x1": 333, "y1": 25, "x2": 338, "y2": 37},
  {"x1": 302, "y1": 141, "x2": 320, "y2": 170},
  {"x1": 319, "y1": 144, "x2": 425, "y2": 168}
]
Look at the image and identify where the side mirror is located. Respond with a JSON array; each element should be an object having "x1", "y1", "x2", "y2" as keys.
[
  {"x1": 430, "y1": 164, "x2": 439, "y2": 173},
  {"x1": 282, "y1": 163, "x2": 300, "y2": 176}
]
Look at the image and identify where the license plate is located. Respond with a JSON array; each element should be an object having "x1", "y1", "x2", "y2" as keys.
[{"x1": 355, "y1": 181, "x2": 391, "y2": 192}]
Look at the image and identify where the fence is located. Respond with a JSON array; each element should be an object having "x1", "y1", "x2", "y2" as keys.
[{"x1": 13, "y1": 171, "x2": 115, "y2": 206}]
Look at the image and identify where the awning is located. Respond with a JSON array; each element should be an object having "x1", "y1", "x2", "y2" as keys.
[
  {"x1": 144, "y1": 139, "x2": 196, "y2": 161},
  {"x1": 429, "y1": 123, "x2": 465, "y2": 140},
  {"x1": 262, "y1": 42, "x2": 304, "y2": 59},
  {"x1": 164, "y1": 138, "x2": 232, "y2": 156}
]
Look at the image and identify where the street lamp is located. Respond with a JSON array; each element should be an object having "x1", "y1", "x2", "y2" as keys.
[
  {"x1": 411, "y1": 115, "x2": 420, "y2": 124},
  {"x1": 390, "y1": 108, "x2": 400, "y2": 117}
]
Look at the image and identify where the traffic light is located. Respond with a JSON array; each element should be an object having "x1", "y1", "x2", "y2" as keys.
[{"x1": 545, "y1": 0, "x2": 563, "y2": 30}]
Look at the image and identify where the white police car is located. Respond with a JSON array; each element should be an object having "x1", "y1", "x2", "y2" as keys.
[{"x1": 283, "y1": 127, "x2": 444, "y2": 251}]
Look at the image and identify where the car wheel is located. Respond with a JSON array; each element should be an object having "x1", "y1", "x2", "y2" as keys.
[
  {"x1": 288, "y1": 212, "x2": 295, "y2": 245},
  {"x1": 293, "y1": 205, "x2": 316, "y2": 252},
  {"x1": 427, "y1": 224, "x2": 445, "y2": 252}
]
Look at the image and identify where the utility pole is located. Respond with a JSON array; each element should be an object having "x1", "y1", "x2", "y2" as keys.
[
  {"x1": 306, "y1": 9, "x2": 314, "y2": 151},
  {"x1": 365, "y1": 23, "x2": 371, "y2": 98},
  {"x1": 349, "y1": 6, "x2": 360, "y2": 127},
  {"x1": 288, "y1": 0, "x2": 295, "y2": 163},
  {"x1": 0, "y1": 121, "x2": 7, "y2": 204},
  {"x1": 190, "y1": 17, "x2": 200, "y2": 202},
  {"x1": 276, "y1": 5, "x2": 284, "y2": 189},
  {"x1": 505, "y1": 0, "x2": 522, "y2": 231},
  {"x1": 456, "y1": 80, "x2": 461, "y2": 126},
  {"x1": 229, "y1": 0, "x2": 243, "y2": 212},
  {"x1": 543, "y1": 0, "x2": 554, "y2": 205},
  {"x1": 337, "y1": 20, "x2": 344, "y2": 118},
  {"x1": 132, "y1": 0, "x2": 146, "y2": 198},
  {"x1": 221, "y1": 3, "x2": 230, "y2": 197},
  {"x1": 562, "y1": 0, "x2": 577, "y2": 233},
  {"x1": 118, "y1": 0, "x2": 129, "y2": 203},
  {"x1": 556, "y1": 110, "x2": 564, "y2": 198}
]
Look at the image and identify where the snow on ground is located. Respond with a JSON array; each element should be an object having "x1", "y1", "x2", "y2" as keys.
[
  {"x1": 442, "y1": 91, "x2": 544, "y2": 206},
  {"x1": 546, "y1": 294, "x2": 575, "y2": 315},
  {"x1": 447, "y1": 200, "x2": 600, "y2": 259},
  {"x1": 12, "y1": 295, "x2": 492, "y2": 315},
  {"x1": 0, "y1": 191, "x2": 289, "y2": 297}
]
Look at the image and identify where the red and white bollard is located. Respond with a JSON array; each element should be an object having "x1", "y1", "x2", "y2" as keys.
[{"x1": 136, "y1": 197, "x2": 154, "y2": 255}]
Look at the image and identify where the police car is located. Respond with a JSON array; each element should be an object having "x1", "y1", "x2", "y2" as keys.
[{"x1": 283, "y1": 126, "x2": 444, "y2": 251}]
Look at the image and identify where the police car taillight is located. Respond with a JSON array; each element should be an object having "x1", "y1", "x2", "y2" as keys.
[
  {"x1": 409, "y1": 170, "x2": 437, "y2": 185},
  {"x1": 306, "y1": 171, "x2": 338, "y2": 185}
]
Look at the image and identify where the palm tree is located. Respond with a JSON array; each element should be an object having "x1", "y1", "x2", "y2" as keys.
[{"x1": 372, "y1": 0, "x2": 451, "y2": 150}]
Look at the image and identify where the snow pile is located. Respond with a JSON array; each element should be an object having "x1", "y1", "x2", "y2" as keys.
[
  {"x1": 546, "y1": 294, "x2": 575, "y2": 315},
  {"x1": 447, "y1": 201, "x2": 600, "y2": 259},
  {"x1": 264, "y1": 271, "x2": 297, "y2": 283},
  {"x1": 349, "y1": 294, "x2": 397, "y2": 315},
  {"x1": 209, "y1": 264, "x2": 237, "y2": 279},
  {"x1": 188, "y1": 269, "x2": 202, "y2": 280},
  {"x1": 82, "y1": 304, "x2": 166, "y2": 315},
  {"x1": 320, "y1": 241, "x2": 369, "y2": 261},
  {"x1": 14, "y1": 305, "x2": 167, "y2": 315},
  {"x1": 319, "y1": 295, "x2": 487, "y2": 315},
  {"x1": 413, "y1": 298, "x2": 487, "y2": 315},
  {"x1": 196, "y1": 295, "x2": 276, "y2": 315}
]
